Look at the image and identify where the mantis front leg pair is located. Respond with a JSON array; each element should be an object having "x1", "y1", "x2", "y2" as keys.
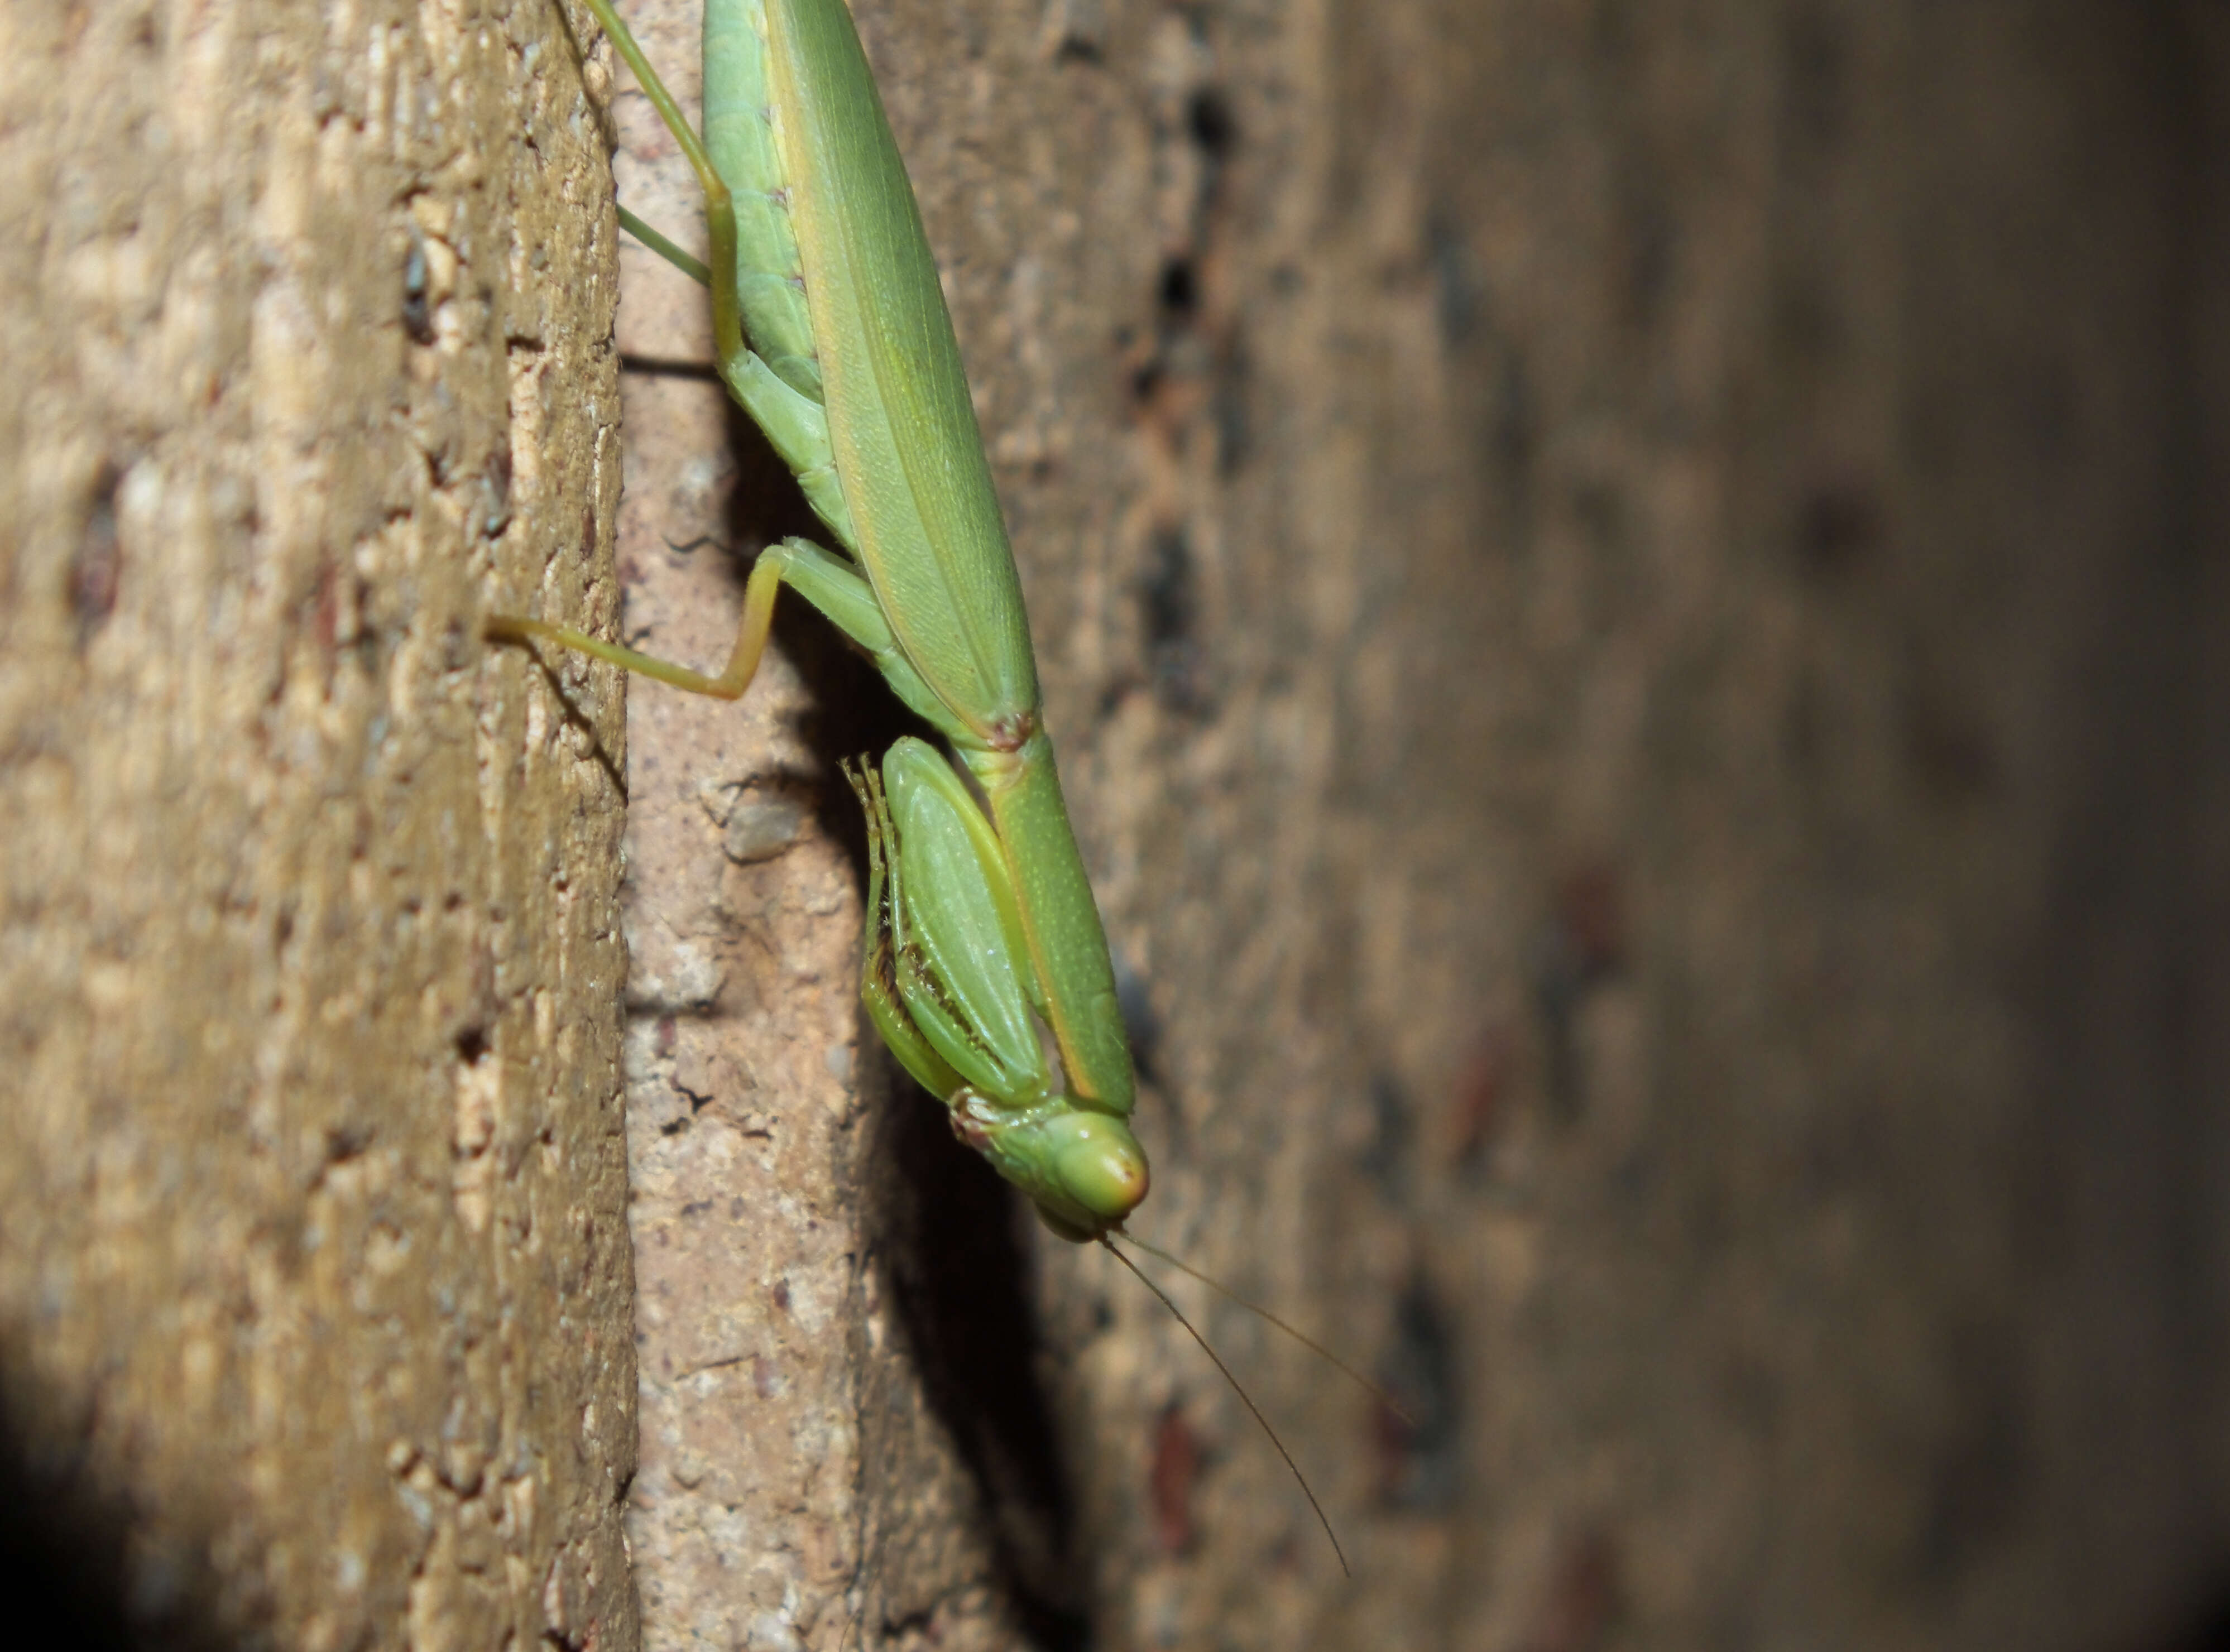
[
  {"x1": 849, "y1": 739, "x2": 1147, "y2": 1240},
  {"x1": 491, "y1": 0, "x2": 1147, "y2": 1237}
]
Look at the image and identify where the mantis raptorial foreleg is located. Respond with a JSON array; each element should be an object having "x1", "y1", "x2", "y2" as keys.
[{"x1": 845, "y1": 739, "x2": 1145, "y2": 1240}]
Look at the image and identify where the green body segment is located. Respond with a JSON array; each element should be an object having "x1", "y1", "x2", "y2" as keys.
[
  {"x1": 701, "y1": 0, "x2": 821, "y2": 398},
  {"x1": 973, "y1": 735, "x2": 1134, "y2": 1118},
  {"x1": 760, "y1": 0, "x2": 1041, "y2": 748}
]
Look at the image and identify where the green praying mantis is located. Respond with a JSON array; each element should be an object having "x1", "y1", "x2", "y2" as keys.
[
  {"x1": 491, "y1": 0, "x2": 1357, "y2": 1567},
  {"x1": 491, "y1": 0, "x2": 1148, "y2": 1243}
]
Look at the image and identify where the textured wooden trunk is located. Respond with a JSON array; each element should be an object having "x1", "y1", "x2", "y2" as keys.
[{"x1": 7, "y1": 2, "x2": 2228, "y2": 1650}]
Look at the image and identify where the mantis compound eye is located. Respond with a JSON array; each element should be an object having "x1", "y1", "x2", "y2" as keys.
[{"x1": 1046, "y1": 1112, "x2": 1150, "y2": 1230}]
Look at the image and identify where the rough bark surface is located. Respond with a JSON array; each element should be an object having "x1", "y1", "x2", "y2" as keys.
[
  {"x1": 607, "y1": 2, "x2": 2230, "y2": 1650},
  {"x1": 0, "y1": 1, "x2": 638, "y2": 1647}
]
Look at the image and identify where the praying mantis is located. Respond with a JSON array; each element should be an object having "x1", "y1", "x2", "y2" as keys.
[
  {"x1": 489, "y1": 0, "x2": 1148, "y2": 1242},
  {"x1": 491, "y1": 0, "x2": 1355, "y2": 1568}
]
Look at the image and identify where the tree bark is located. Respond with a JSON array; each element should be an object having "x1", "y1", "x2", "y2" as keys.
[{"x1": 0, "y1": 1, "x2": 637, "y2": 1646}]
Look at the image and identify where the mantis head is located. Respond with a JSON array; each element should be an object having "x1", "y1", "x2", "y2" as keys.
[{"x1": 958, "y1": 1099, "x2": 1149, "y2": 1242}]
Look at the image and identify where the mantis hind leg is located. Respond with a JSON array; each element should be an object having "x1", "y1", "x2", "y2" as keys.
[
  {"x1": 489, "y1": 536, "x2": 795, "y2": 700},
  {"x1": 490, "y1": 535, "x2": 956, "y2": 736},
  {"x1": 613, "y1": 205, "x2": 710, "y2": 287}
]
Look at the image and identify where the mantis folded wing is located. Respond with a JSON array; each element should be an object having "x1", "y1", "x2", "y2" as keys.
[{"x1": 490, "y1": 0, "x2": 1148, "y2": 1238}]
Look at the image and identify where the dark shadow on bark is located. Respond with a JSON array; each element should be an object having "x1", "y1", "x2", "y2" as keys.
[
  {"x1": 0, "y1": 1368, "x2": 234, "y2": 1652},
  {"x1": 712, "y1": 395, "x2": 1094, "y2": 1650},
  {"x1": 866, "y1": 1077, "x2": 1091, "y2": 1652}
]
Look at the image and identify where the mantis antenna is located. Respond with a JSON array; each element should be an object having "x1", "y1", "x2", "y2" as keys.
[
  {"x1": 1121, "y1": 1233, "x2": 1416, "y2": 1427},
  {"x1": 1099, "y1": 1235, "x2": 1351, "y2": 1577}
]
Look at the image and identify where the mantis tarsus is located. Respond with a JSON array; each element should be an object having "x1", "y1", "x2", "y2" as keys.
[{"x1": 490, "y1": 0, "x2": 1353, "y2": 1569}]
